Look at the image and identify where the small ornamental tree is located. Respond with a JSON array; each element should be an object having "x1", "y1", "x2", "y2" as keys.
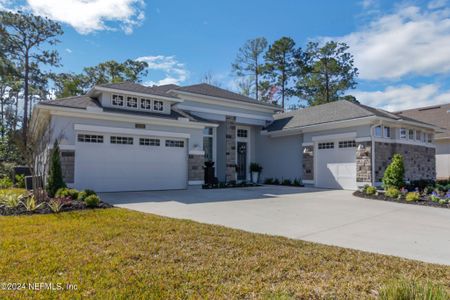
[
  {"x1": 382, "y1": 153, "x2": 405, "y2": 189},
  {"x1": 46, "y1": 140, "x2": 66, "y2": 197}
]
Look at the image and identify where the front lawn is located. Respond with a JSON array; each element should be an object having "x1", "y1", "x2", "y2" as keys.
[{"x1": 0, "y1": 209, "x2": 449, "y2": 299}]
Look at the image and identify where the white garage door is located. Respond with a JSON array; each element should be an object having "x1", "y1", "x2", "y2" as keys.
[
  {"x1": 74, "y1": 133, "x2": 188, "y2": 192},
  {"x1": 316, "y1": 140, "x2": 357, "y2": 190}
]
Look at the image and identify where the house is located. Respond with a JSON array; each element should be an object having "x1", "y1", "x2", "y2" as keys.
[
  {"x1": 396, "y1": 103, "x2": 450, "y2": 180},
  {"x1": 30, "y1": 82, "x2": 439, "y2": 192}
]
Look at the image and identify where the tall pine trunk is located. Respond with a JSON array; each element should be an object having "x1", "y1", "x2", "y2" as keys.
[
  {"x1": 255, "y1": 56, "x2": 259, "y2": 101},
  {"x1": 23, "y1": 51, "x2": 29, "y2": 146}
]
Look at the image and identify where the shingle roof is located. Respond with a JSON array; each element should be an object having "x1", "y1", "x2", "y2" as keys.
[
  {"x1": 265, "y1": 100, "x2": 436, "y2": 132},
  {"x1": 96, "y1": 82, "x2": 179, "y2": 99},
  {"x1": 396, "y1": 103, "x2": 450, "y2": 139},
  {"x1": 173, "y1": 83, "x2": 281, "y2": 109},
  {"x1": 39, "y1": 95, "x2": 101, "y2": 109}
]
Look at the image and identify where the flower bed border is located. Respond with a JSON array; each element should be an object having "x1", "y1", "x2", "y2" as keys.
[
  {"x1": 353, "y1": 190, "x2": 450, "y2": 209},
  {"x1": 0, "y1": 200, "x2": 113, "y2": 216}
]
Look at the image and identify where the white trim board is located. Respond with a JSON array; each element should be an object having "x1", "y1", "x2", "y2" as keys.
[
  {"x1": 188, "y1": 180, "x2": 204, "y2": 185},
  {"x1": 176, "y1": 104, "x2": 273, "y2": 121},
  {"x1": 74, "y1": 124, "x2": 191, "y2": 139},
  {"x1": 189, "y1": 150, "x2": 205, "y2": 155},
  {"x1": 90, "y1": 86, "x2": 183, "y2": 103},
  {"x1": 373, "y1": 137, "x2": 435, "y2": 148},
  {"x1": 311, "y1": 132, "x2": 357, "y2": 142}
]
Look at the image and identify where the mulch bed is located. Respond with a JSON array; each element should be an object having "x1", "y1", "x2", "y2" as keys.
[
  {"x1": 0, "y1": 200, "x2": 113, "y2": 216},
  {"x1": 353, "y1": 190, "x2": 450, "y2": 209}
]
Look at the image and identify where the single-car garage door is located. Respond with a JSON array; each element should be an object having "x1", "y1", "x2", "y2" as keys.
[
  {"x1": 315, "y1": 140, "x2": 357, "y2": 190},
  {"x1": 74, "y1": 133, "x2": 188, "y2": 192}
]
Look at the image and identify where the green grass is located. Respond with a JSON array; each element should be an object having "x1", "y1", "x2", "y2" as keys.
[{"x1": 0, "y1": 208, "x2": 449, "y2": 299}]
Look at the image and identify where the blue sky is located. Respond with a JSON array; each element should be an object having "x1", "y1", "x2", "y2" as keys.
[{"x1": 2, "y1": 0, "x2": 450, "y2": 111}]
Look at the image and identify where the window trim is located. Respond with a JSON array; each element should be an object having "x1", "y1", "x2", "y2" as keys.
[
  {"x1": 111, "y1": 94, "x2": 124, "y2": 107},
  {"x1": 338, "y1": 140, "x2": 356, "y2": 148},
  {"x1": 140, "y1": 98, "x2": 152, "y2": 110},
  {"x1": 77, "y1": 134, "x2": 104, "y2": 143},
  {"x1": 153, "y1": 100, "x2": 164, "y2": 112},
  {"x1": 383, "y1": 126, "x2": 391, "y2": 138},
  {"x1": 139, "y1": 137, "x2": 160, "y2": 146},
  {"x1": 399, "y1": 128, "x2": 407, "y2": 139},
  {"x1": 165, "y1": 139, "x2": 184, "y2": 148},
  {"x1": 318, "y1": 142, "x2": 335, "y2": 149},
  {"x1": 110, "y1": 136, "x2": 134, "y2": 145},
  {"x1": 126, "y1": 96, "x2": 138, "y2": 108},
  {"x1": 374, "y1": 125, "x2": 382, "y2": 137}
]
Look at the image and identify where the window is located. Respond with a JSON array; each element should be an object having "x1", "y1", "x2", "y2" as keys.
[
  {"x1": 416, "y1": 130, "x2": 422, "y2": 141},
  {"x1": 422, "y1": 132, "x2": 427, "y2": 143},
  {"x1": 427, "y1": 133, "x2": 433, "y2": 143},
  {"x1": 237, "y1": 129, "x2": 248, "y2": 138},
  {"x1": 78, "y1": 134, "x2": 103, "y2": 143},
  {"x1": 139, "y1": 138, "x2": 160, "y2": 146},
  {"x1": 400, "y1": 128, "x2": 407, "y2": 139},
  {"x1": 154, "y1": 100, "x2": 164, "y2": 111},
  {"x1": 203, "y1": 127, "x2": 214, "y2": 161},
  {"x1": 338, "y1": 140, "x2": 356, "y2": 148},
  {"x1": 112, "y1": 94, "x2": 124, "y2": 106},
  {"x1": 383, "y1": 126, "x2": 391, "y2": 138},
  {"x1": 318, "y1": 142, "x2": 334, "y2": 149},
  {"x1": 127, "y1": 96, "x2": 138, "y2": 108},
  {"x1": 409, "y1": 129, "x2": 414, "y2": 140},
  {"x1": 110, "y1": 136, "x2": 133, "y2": 145},
  {"x1": 374, "y1": 125, "x2": 382, "y2": 137},
  {"x1": 135, "y1": 123, "x2": 145, "y2": 129},
  {"x1": 60, "y1": 150, "x2": 75, "y2": 184},
  {"x1": 165, "y1": 140, "x2": 184, "y2": 147},
  {"x1": 141, "y1": 98, "x2": 151, "y2": 110}
]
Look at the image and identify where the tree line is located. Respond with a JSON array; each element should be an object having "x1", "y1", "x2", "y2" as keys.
[{"x1": 231, "y1": 37, "x2": 359, "y2": 109}]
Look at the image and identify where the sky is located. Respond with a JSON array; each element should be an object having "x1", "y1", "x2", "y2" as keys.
[{"x1": 2, "y1": 0, "x2": 450, "y2": 111}]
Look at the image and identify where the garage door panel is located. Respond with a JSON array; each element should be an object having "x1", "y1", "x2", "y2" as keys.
[
  {"x1": 316, "y1": 142, "x2": 357, "y2": 190},
  {"x1": 74, "y1": 136, "x2": 187, "y2": 192}
]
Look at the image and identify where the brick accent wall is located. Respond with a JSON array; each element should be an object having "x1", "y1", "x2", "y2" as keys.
[
  {"x1": 374, "y1": 142, "x2": 436, "y2": 182},
  {"x1": 225, "y1": 116, "x2": 236, "y2": 182},
  {"x1": 302, "y1": 146, "x2": 314, "y2": 180},
  {"x1": 188, "y1": 154, "x2": 204, "y2": 181},
  {"x1": 356, "y1": 141, "x2": 372, "y2": 183}
]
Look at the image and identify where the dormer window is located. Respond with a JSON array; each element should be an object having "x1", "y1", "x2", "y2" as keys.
[
  {"x1": 127, "y1": 96, "x2": 138, "y2": 108},
  {"x1": 141, "y1": 98, "x2": 151, "y2": 110},
  {"x1": 112, "y1": 94, "x2": 124, "y2": 106},
  {"x1": 154, "y1": 100, "x2": 163, "y2": 111}
]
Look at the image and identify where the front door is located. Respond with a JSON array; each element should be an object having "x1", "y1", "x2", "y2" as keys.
[{"x1": 237, "y1": 142, "x2": 247, "y2": 181}]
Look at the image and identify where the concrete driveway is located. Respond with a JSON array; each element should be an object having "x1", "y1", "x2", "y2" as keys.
[{"x1": 100, "y1": 186, "x2": 450, "y2": 265}]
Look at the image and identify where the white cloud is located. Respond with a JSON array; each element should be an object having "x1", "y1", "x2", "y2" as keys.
[
  {"x1": 428, "y1": 0, "x2": 447, "y2": 9},
  {"x1": 360, "y1": 0, "x2": 377, "y2": 9},
  {"x1": 353, "y1": 84, "x2": 450, "y2": 111},
  {"x1": 9, "y1": 0, "x2": 146, "y2": 34},
  {"x1": 65, "y1": 48, "x2": 72, "y2": 53},
  {"x1": 337, "y1": 4, "x2": 450, "y2": 80},
  {"x1": 136, "y1": 55, "x2": 188, "y2": 86}
]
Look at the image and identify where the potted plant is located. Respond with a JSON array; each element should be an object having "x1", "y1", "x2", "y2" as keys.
[{"x1": 250, "y1": 163, "x2": 263, "y2": 184}]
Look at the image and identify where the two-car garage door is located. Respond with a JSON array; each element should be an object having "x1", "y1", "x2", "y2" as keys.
[
  {"x1": 74, "y1": 132, "x2": 188, "y2": 192},
  {"x1": 315, "y1": 140, "x2": 357, "y2": 190}
]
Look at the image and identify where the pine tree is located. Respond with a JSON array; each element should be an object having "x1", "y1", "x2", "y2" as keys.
[
  {"x1": 46, "y1": 140, "x2": 66, "y2": 197},
  {"x1": 382, "y1": 154, "x2": 405, "y2": 189}
]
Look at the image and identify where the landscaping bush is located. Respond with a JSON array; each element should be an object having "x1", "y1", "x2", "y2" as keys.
[
  {"x1": 439, "y1": 199, "x2": 448, "y2": 205},
  {"x1": 405, "y1": 192, "x2": 420, "y2": 202},
  {"x1": 22, "y1": 196, "x2": 43, "y2": 212},
  {"x1": 48, "y1": 198, "x2": 64, "y2": 213},
  {"x1": 84, "y1": 194, "x2": 100, "y2": 208},
  {"x1": 46, "y1": 141, "x2": 66, "y2": 197},
  {"x1": 382, "y1": 154, "x2": 405, "y2": 189},
  {"x1": 55, "y1": 188, "x2": 79, "y2": 200},
  {"x1": 281, "y1": 179, "x2": 292, "y2": 186},
  {"x1": 249, "y1": 163, "x2": 263, "y2": 173},
  {"x1": 385, "y1": 187, "x2": 400, "y2": 199},
  {"x1": 292, "y1": 178, "x2": 302, "y2": 186},
  {"x1": 379, "y1": 279, "x2": 448, "y2": 300},
  {"x1": 14, "y1": 174, "x2": 26, "y2": 188},
  {"x1": 0, "y1": 191, "x2": 23, "y2": 208},
  {"x1": 405, "y1": 179, "x2": 435, "y2": 192},
  {"x1": 0, "y1": 176, "x2": 13, "y2": 189},
  {"x1": 365, "y1": 186, "x2": 377, "y2": 195},
  {"x1": 77, "y1": 189, "x2": 97, "y2": 201},
  {"x1": 273, "y1": 178, "x2": 280, "y2": 185},
  {"x1": 264, "y1": 178, "x2": 274, "y2": 184},
  {"x1": 430, "y1": 192, "x2": 441, "y2": 203}
]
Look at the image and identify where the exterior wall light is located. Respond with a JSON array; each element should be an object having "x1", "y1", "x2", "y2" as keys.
[{"x1": 357, "y1": 144, "x2": 365, "y2": 151}]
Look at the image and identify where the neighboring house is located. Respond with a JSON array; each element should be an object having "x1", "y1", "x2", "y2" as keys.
[
  {"x1": 396, "y1": 103, "x2": 450, "y2": 180},
  {"x1": 31, "y1": 82, "x2": 439, "y2": 192}
]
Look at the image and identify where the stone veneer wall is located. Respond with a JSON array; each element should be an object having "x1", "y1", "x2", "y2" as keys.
[
  {"x1": 188, "y1": 154, "x2": 204, "y2": 181},
  {"x1": 356, "y1": 141, "x2": 372, "y2": 183},
  {"x1": 374, "y1": 142, "x2": 436, "y2": 182},
  {"x1": 302, "y1": 146, "x2": 314, "y2": 180},
  {"x1": 225, "y1": 116, "x2": 236, "y2": 182}
]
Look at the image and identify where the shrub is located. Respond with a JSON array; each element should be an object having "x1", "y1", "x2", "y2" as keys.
[
  {"x1": 77, "y1": 189, "x2": 96, "y2": 201},
  {"x1": 405, "y1": 192, "x2": 420, "y2": 202},
  {"x1": 1, "y1": 193, "x2": 22, "y2": 208},
  {"x1": 264, "y1": 178, "x2": 274, "y2": 184},
  {"x1": 430, "y1": 192, "x2": 440, "y2": 203},
  {"x1": 0, "y1": 176, "x2": 13, "y2": 189},
  {"x1": 22, "y1": 196, "x2": 43, "y2": 212},
  {"x1": 273, "y1": 178, "x2": 280, "y2": 185},
  {"x1": 382, "y1": 154, "x2": 405, "y2": 189},
  {"x1": 249, "y1": 163, "x2": 263, "y2": 173},
  {"x1": 84, "y1": 195, "x2": 100, "y2": 208},
  {"x1": 439, "y1": 199, "x2": 448, "y2": 205},
  {"x1": 14, "y1": 174, "x2": 26, "y2": 188},
  {"x1": 55, "y1": 188, "x2": 79, "y2": 200},
  {"x1": 46, "y1": 141, "x2": 66, "y2": 197},
  {"x1": 292, "y1": 178, "x2": 302, "y2": 186},
  {"x1": 365, "y1": 186, "x2": 377, "y2": 195},
  {"x1": 48, "y1": 199, "x2": 64, "y2": 213},
  {"x1": 385, "y1": 187, "x2": 400, "y2": 198},
  {"x1": 379, "y1": 279, "x2": 448, "y2": 300},
  {"x1": 281, "y1": 179, "x2": 292, "y2": 186}
]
